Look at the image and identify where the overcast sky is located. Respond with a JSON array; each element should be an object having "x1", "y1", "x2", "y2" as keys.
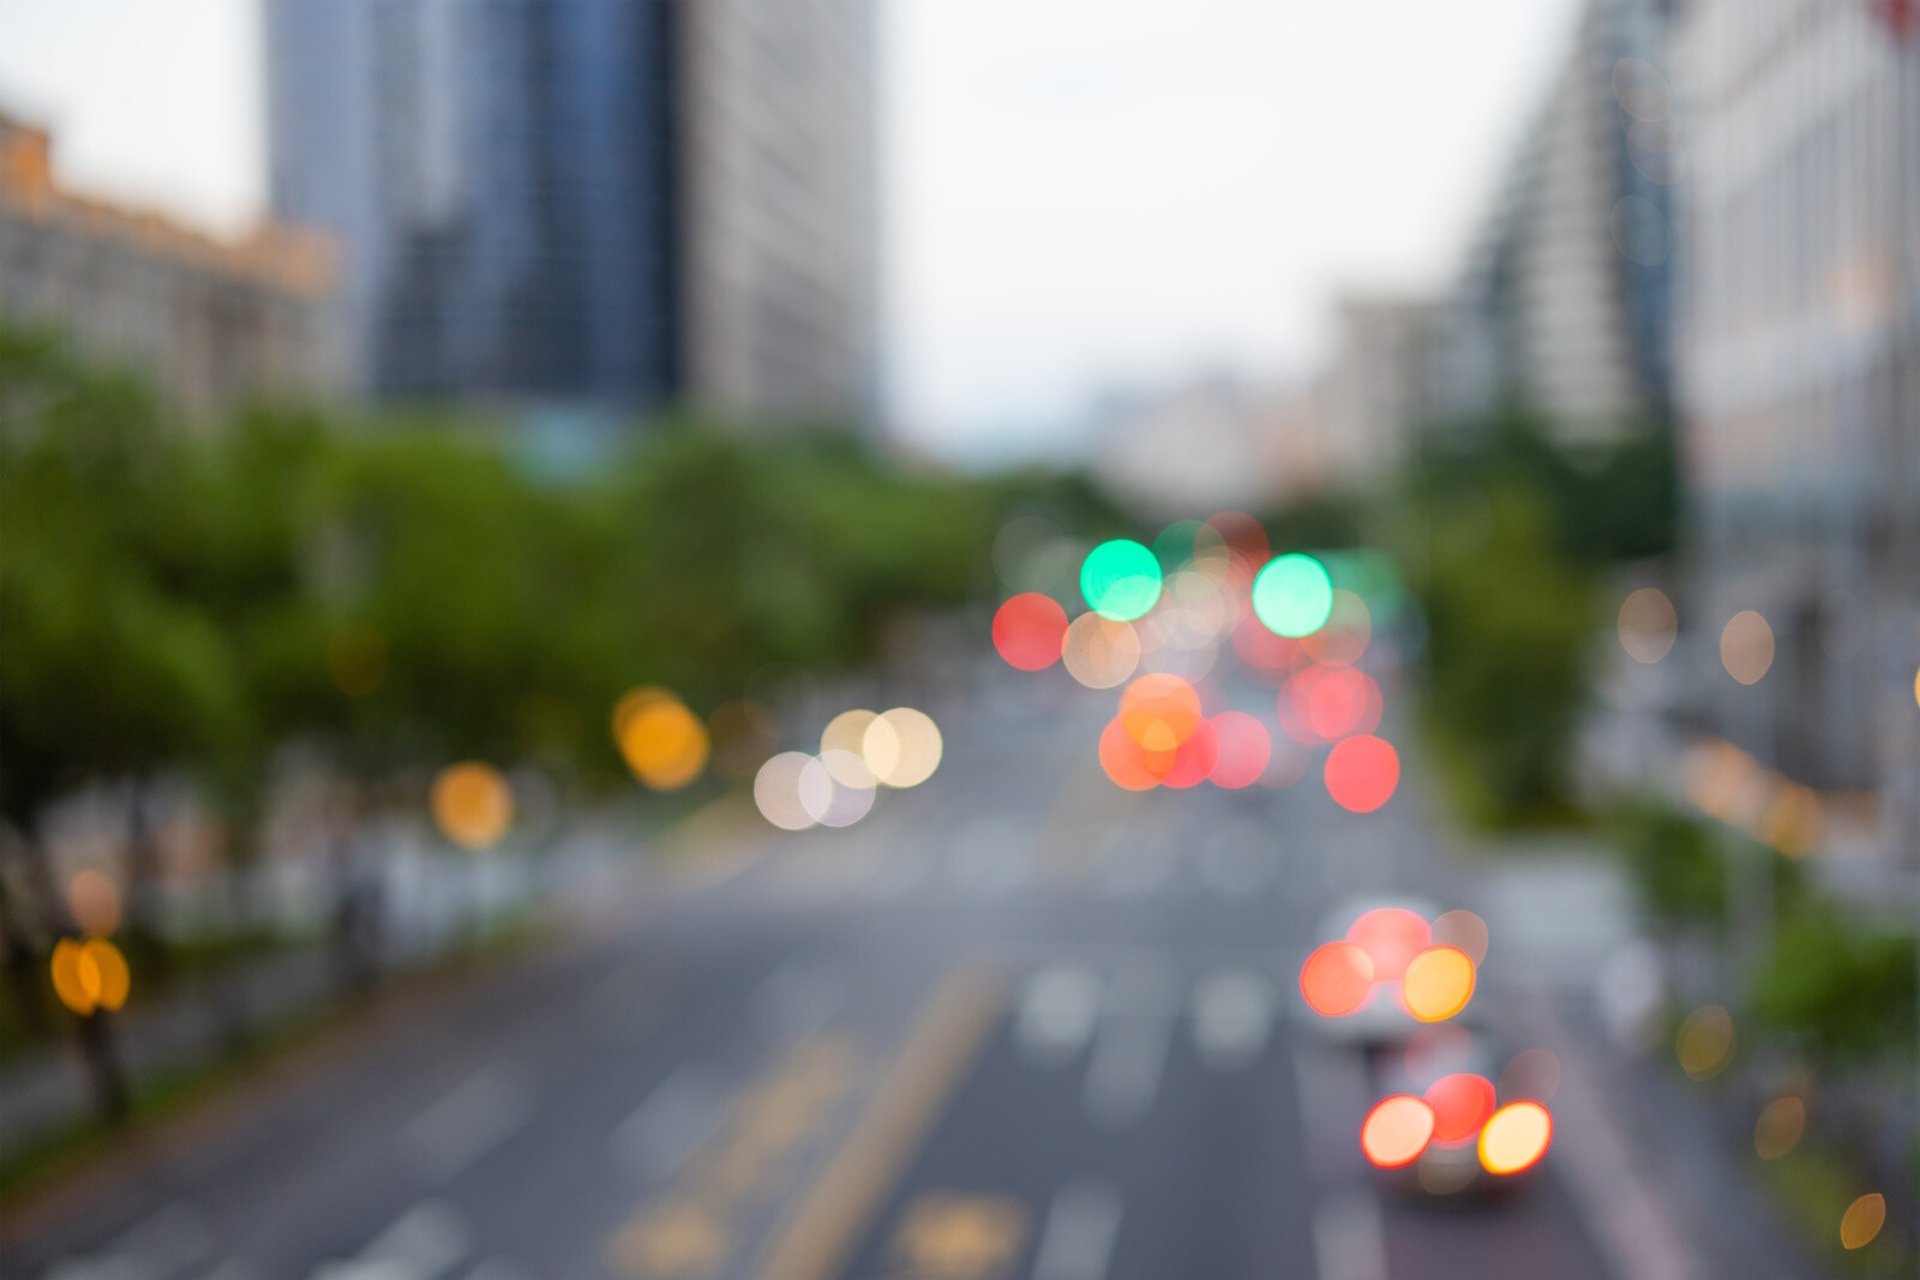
[{"x1": 0, "y1": 0, "x2": 1579, "y2": 461}]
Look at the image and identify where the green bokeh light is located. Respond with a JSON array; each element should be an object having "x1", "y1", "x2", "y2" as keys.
[
  {"x1": 1080, "y1": 539, "x2": 1163, "y2": 621},
  {"x1": 1252, "y1": 553, "x2": 1334, "y2": 637}
]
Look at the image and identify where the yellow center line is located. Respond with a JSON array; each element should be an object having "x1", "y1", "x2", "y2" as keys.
[{"x1": 754, "y1": 963, "x2": 1005, "y2": 1280}]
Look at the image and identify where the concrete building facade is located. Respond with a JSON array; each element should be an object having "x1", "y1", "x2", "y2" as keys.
[
  {"x1": 264, "y1": 0, "x2": 877, "y2": 426},
  {"x1": 1672, "y1": 0, "x2": 1919, "y2": 857},
  {"x1": 0, "y1": 114, "x2": 342, "y2": 420},
  {"x1": 1436, "y1": 0, "x2": 1680, "y2": 439}
]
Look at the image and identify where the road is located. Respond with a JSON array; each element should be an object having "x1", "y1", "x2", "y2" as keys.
[{"x1": 2, "y1": 669, "x2": 1652, "y2": 1279}]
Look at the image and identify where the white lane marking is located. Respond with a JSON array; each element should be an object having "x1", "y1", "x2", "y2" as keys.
[
  {"x1": 312, "y1": 1199, "x2": 470, "y2": 1280},
  {"x1": 1289, "y1": 1046, "x2": 1370, "y2": 1185},
  {"x1": 1030, "y1": 1179, "x2": 1124, "y2": 1280},
  {"x1": 1015, "y1": 964, "x2": 1103, "y2": 1065},
  {"x1": 1311, "y1": 1188, "x2": 1386, "y2": 1280},
  {"x1": 1082, "y1": 958, "x2": 1179, "y2": 1128},
  {"x1": 1190, "y1": 969, "x2": 1273, "y2": 1071},
  {"x1": 397, "y1": 1066, "x2": 533, "y2": 1183},
  {"x1": 751, "y1": 957, "x2": 848, "y2": 1038},
  {"x1": 608, "y1": 1065, "x2": 730, "y2": 1183}
]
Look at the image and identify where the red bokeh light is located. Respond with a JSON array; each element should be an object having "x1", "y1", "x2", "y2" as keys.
[
  {"x1": 1098, "y1": 716, "x2": 1160, "y2": 791},
  {"x1": 1159, "y1": 716, "x2": 1220, "y2": 789},
  {"x1": 1345, "y1": 906, "x2": 1431, "y2": 983},
  {"x1": 992, "y1": 593, "x2": 1069, "y2": 672},
  {"x1": 1424, "y1": 1072, "x2": 1497, "y2": 1146},
  {"x1": 1361, "y1": 1095, "x2": 1436, "y2": 1169},
  {"x1": 1206, "y1": 711, "x2": 1272, "y2": 789},
  {"x1": 1325, "y1": 734, "x2": 1400, "y2": 813},
  {"x1": 1299, "y1": 941, "x2": 1375, "y2": 1016}
]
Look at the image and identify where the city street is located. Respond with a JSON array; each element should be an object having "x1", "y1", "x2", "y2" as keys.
[{"x1": 0, "y1": 666, "x2": 1749, "y2": 1280}]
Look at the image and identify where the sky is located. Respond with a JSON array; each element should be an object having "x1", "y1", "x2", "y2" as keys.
[{"x1": 0, "y1": 0, "x2": 1579, "y2": 462}]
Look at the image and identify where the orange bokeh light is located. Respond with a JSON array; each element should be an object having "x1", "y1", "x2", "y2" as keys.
[
  {"x1": 1401, "y1": 945, "x2": 1477, "y2": 1022},
  {"x1": 1299, "y1": 941, "x2": 1376, "y2": 1016},
  {"x1": 1345, "y1": 907, "x2": 1431, "y2": 983},
  {"x1": 1479, "y1": 1100, "x2": 1553, "y2": 1175},
  {"x1": 1361, "y1": 1095, "x2": 1436, "y2": 1169},
  {"x1": 1424, "y1": 1073, "x2": 1497, "y2": 1146},
  {"x1": 1098, "y1": 716, "x2": 1161, "y2": 791},
  {"x1": 1119, "y1": 674, "x2": 1203, "y2": 752}
]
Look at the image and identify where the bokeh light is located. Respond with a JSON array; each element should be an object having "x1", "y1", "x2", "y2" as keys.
[
  {"x1": 1157, "y1": 716, "x2": 1220, "y2": 789},
  {"x1": 1080, "y1": 540, "x2": 1163, "y2": 622},
  {"x1": 1753, "y1": 1095, "x2": 1805, "y2": 1160},
  {"x1": 992, "y1": 593, "x2": 1069, "y2": 671},
  {"x1": 805, "y1": 752, "x2": 876, "y2": 827},
  {"x1": 430, "y1": 761, "x2": 514, "y2": 849},
  {"x1": 754, "y1": 751, "x2": 819, "y2": 831},
  {"x1": 1431, "y1": 909, "x2": 1489, "y2": 965},
  {"x1": 1478, "y1": 1101, "x2": 1553, "y2": 1175},
  {"x1": 1098, "y1": 716, "x2": 1161, "y2": 791},
  {"x1": 1424, "y1": 1073, "x2": 1497, "y2": 1146},
  {"x1": 67, "y1": 869, "x2": 122, "y2": 938},
  {"x1": 1061, "y1": 613, "x2": 1142, "y2": 689},
  {"x1": 1346, "y1": 907, "x2": 1431, "y2": 983},
  {"x1": 1300, "y1": 590, "x2": 1372, "y2": 665},
  {"x1": 863, "y1": 708, "x2": 943, "y2": 788},
  {"x1": 1119, "y1": 674, "x2": 1203, "y2": 752},
  {"x1": 50, "y1": 937, "x2": 131, "y2": 1016},
  {"x1": 1324, "y1": 735, "x2": 1400, "y2": 813},
  {"x1": 1617, "y1": 587, "x2": 1678, "y2": 663},
  {"x1": 1720, "y1": 610, "x2": 1775, "y2": 685},
  {"x1": 1676, "y1": 1004, "x2": 1735, "y2": 1080},
  {"x1": 1360, "y1": 1095, "x2": 1435, "y2": 1169},
  {"x1": 614, "y1": 689, "x2": 710, "y2": 791},
  {"x1": 1299, "y1": 941, "x2": 1376, "y2": 1016},
  {"x1": 1839, "y1": 1193, "x2": 1886, "y2": 1251},
  {"x1": 1912, "y1": 665, "x2": 1919, "y2": 708},
  {"x1": 325, "y1": 621, "x2": 388, "y2": 697},
  {"x1": 1206, "y1": 711, "x2": 1271, "y2": 789},
  {"x1": 821, "y1": 710, "x2": 879, "y2": 784},
  {"x1": 1401, "y1": 945, "x2": 1477, "y2": 1022},
  {"x1": 1251, "y1": 553, "x2": 1333, "y2": 638},
  {"x1": 1288, "y1": 665, "x2": 1382, "y2": 742}
]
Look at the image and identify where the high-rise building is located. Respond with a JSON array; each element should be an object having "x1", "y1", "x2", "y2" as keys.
[
  {"x1": 1671, "y1": 0, "x2": 1919, "y2": 858},
  {"x1": 0, "y1": 113, "x2": 342, "y2": 420},
  {"x1": 263, "y1": 0, "x2": 877, "y2": 424},
  {"x1": 1435, "y1": 0, "x2": 1679, "y2": 439}
]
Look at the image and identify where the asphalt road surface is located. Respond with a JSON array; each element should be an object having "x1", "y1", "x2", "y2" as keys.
[{"x1": 1, "y1": 670, "x2": 1656, "y2": 1279}]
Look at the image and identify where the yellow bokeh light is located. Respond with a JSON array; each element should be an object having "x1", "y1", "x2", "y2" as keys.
[
  {"x1": 1839, "y1": 1193, "x2": 1885, "y2": 1251},
  {"x1": 1676, "y1": 1004, "x2": 1735, "y2": 1080},
  {"x1": 1478, "y1": 1100, "x2": 1553, "y2": 1175},
  {"x1": 50, "y1": 937, "x2": 130, "y2": 1015},
  {"x1": 821, "y1": 711, "x2": 879, "y2": 786},
  {"x1": 1617, "y1": 587, "x2": 1677, "y2": 664},
  {"x1": 430, "y1": 761, "x2": 514, "y2": 850},
  {"x1": 1061, "y1": 613, "x2": 1143, "y2": 689},
  {"x1": 1720, "y1": 610, "x2": 1774, "y2": 685},
  {"x1": 1753, "y1": 1095, "x2": 1804, "y2": 1160},
  {"x1": 614, "y1": 689, "x2": 710, "y2": 791},
  {"x1": 1912, "y1": 665, "x2": 1919, "y2": 709},
  {"x1": 67, "y1": 868, "x2": 122, "y2": 937},
  {"x1": 1401, "y1": 945, "x2": 1476, "y2": 1022},
  {"x1": 863, "y1": 707, "x2": 943, "y2": 788}
]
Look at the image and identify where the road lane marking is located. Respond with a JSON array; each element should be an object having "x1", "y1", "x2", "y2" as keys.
[
  {"x1": 606, "y1": 1034, "x2": 861, "y2": 1279},
  {"x1": 610, "y1": 1066, "x2": 730, "y2": 1184},
  {"x1": 1190, "y1": 968, "x2": 1274, "y2": 1071},
  {"x1": 885, "y1": 1192, "x2": 1028, "y2": 1280},
  {"x1": 314, "y1": 1199, "x2": 470, "y2": 1280},
  {"x1": 754, "y1": 964, "x2": 1004, "y2": 1280},
  {"x1": 1015, "y1": 964, "x2": 1103, "y2": 1066},
  {"x1": 1310, "y1": 1188, "x2": 1386, "y2": 1280},
  {"x1": 397, "y1": 1066, "x2": 533, "y2": 1184},
  {"x1": 1030, "y1": 1180, "x2": 1123, "y2": 1280},
  {"x1": 1082, "y1": 957, "x2": 1178, "y2": 1128}
]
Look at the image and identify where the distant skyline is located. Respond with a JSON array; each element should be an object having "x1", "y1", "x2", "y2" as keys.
[{"x1": 0, "y1": 0, "x2": 1580, "y2": 461}]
